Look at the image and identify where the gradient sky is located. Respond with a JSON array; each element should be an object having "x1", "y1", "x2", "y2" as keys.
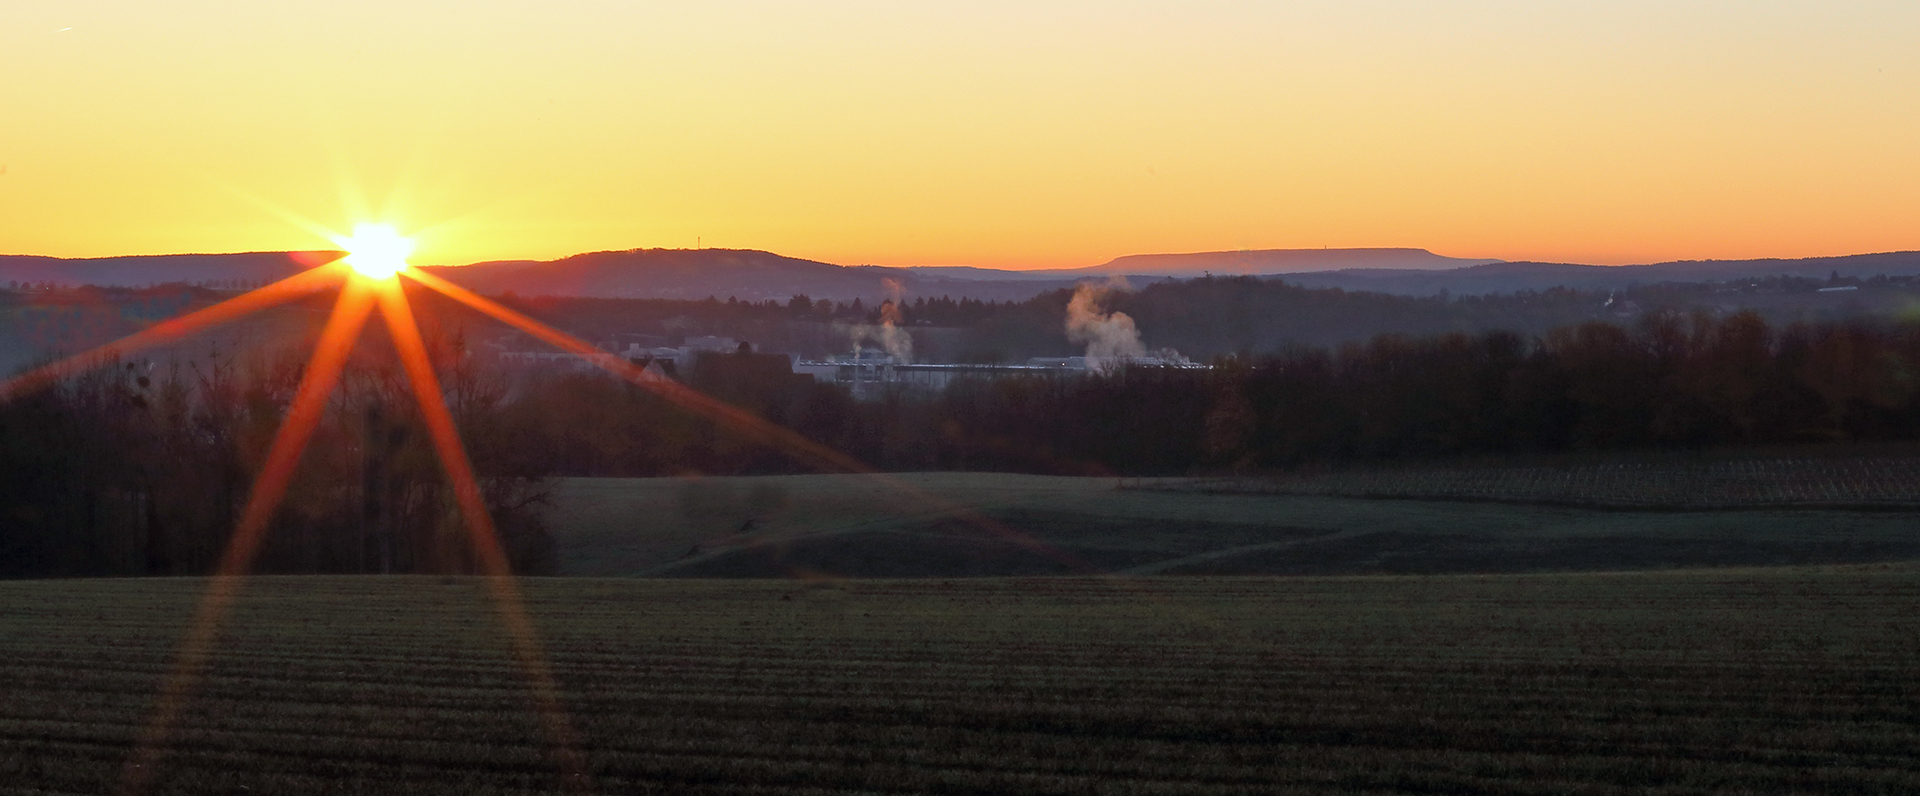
[{"x1": 3, "y1": 1, "x2": 1916, "y2": 268}]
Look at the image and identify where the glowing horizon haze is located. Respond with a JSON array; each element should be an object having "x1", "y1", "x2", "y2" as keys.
[{"x1": 2, "y1": 1, "x2": 1915, "y2": 269}]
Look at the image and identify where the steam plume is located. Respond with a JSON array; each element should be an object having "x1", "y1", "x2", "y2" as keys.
[
  {"x1": 848, "y1": 279, "x2": 913, "y2": 362},
  {"x1": 1066, "y1": 278, "x2": 1147, "y2": 373}
]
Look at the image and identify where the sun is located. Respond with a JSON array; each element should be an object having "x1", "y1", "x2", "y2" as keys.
[
  {"x1": 0, "y1": 204, "x2": 1034, "y2": 793},
  {"x1": 334, "y1": 223, "x2": 414, "y2": 280}
]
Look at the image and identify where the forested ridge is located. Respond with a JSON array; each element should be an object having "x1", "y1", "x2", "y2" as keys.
[
  {"x1": 497, "y1": 272, "x2": 1916, "y2": 361},
  {"x1": 1, "y1": 271, "x2": 1904, "y2": 366}
]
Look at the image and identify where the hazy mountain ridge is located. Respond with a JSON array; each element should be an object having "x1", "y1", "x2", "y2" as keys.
[
  {"x1": 5, "y1": 246, "x2": 1920, "y2": 301},
  {"x1": 1075, "y1": 247, "x2": 1501, "y2": 276},
  {"x1": 426, "y1": 249, "x2": 855, "y2": 299},
  {"x1": 1279, "y1": 252, "x2": 1920, "y2": 295},
  {"x1": 906, "y1": 248, "x2": 1498, "y2": 281},
  {"x1": 0, "y1": 252, "x2": 324, "y2": 288},
  {"x1": 418, "y1": 248, "x2": 1088, "y2": 302}
]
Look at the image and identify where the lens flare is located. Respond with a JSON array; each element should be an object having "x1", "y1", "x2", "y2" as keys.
[
  {"x1": 0, "y1": 262, "x2": 345, "y2": 402},
  {"x1": 0, "y1": 219, "x2": 1197, "y2": 796},
  {"x1": 398, "y1": 268, "x2": 1111, "y2": 573},
  {"x1": 375, "y1": 285, "x2": 591, "y2": 790},
  {"x1": 335, "y1": 223, "x2": 414, "y2": 279},
  {"x1": 117, "y1": 280, "x2": 376, "y2": 796}
]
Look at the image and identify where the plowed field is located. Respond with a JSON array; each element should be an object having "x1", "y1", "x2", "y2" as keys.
[{"x1": 2, "y1": 569, "x2": 1916, "y2": 794}]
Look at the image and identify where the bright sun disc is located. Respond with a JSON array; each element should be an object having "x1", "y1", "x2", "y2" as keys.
[{"x1": 335, "y1": 223, "x2": 414, "y2": 279}]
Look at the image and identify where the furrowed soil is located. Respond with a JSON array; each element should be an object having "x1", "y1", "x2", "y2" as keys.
[
  {"x1": 2, "y1": 571, "x2": 1917, "y2": 794},
  {"x1": 545, "y1": 473, "x2": 1920, "y2": 578}
]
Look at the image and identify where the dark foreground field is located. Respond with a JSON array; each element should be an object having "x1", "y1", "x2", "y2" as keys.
[{"x1": 2, "y1": 569, "x2": 1917, "y2": 794}]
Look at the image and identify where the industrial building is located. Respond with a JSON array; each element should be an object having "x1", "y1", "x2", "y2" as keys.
[{"x1": 793, "y1": 350, "x2": 1199, "y2": 400}]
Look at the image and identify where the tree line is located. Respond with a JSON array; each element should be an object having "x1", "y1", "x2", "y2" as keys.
[
  {"x1": 899, "y1": 311, "x2": 1920, "y2": 473},
  {"x1": 437, "y1": 309, "x2": 1920, "y2": 479},
  {"x1": 9, "y1": 308, "x2": 1920, "y2": 577},
  {"x1": 0, "y1": 332, "x2": 554, "y2": 578}
]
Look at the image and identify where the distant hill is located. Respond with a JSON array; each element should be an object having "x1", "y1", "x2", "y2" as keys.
[
  {"x1": 908, "y1": 248, "x2": 1499, "y2": 281},
  {"x1": 0, "y1": 252, "x2": 328, "y2": 288},
  {"x1": 1280, "y1": 252, "x2": 1920, "y2": 296},
  {"x1": 418, "y1": 248, "x2": 1087, "y2": 302},
  {"x1": 1073, "y1": 247, "x2": 1500, "y2": 277},
  {"x1": 7, "y1": 246, "x2": 1920, "y2": 301},
  {"x1": 0, "y1": 249, "x2": 1081, "y2": 303},
  {"x1": 422, "y1": 249, "x2": 846, "y2": 300}
]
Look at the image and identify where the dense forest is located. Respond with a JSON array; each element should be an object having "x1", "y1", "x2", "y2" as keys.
[{"x1": 9, "y1": 304, "x2": 1920, "y2": 578}]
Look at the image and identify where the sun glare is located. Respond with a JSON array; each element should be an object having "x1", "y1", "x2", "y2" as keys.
[
  {"x1": 336, "y1": 223, "x2": 414, "y2": 280},
  {"x1": 0, "y1": 210, "x2": 1087, "y2": 795}
]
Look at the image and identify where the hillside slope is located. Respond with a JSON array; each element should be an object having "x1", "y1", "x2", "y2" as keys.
[
  {"x1": 424, "y1": 249, "x2": 1089, "y2": 302},
  {"x1": 543, "y1": 472, "x2": 1920, "y2": 578}
]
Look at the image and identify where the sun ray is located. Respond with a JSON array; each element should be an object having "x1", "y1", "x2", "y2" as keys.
[
  {"x1": 0, "y1": 262, "x2": 348, "y2": 402},
  {"x1": 203, "y1": 179, "x2": 346, "y2": 244},
  {"x1": 400, "y1": 268, "x2": 873, "y2": 474},
  {"x1": 397, "y1": 269, "x2": 1110, "y2": 573},
  {"x1": 68, "y1": 224, "x2": 1211, "y2": 796},
  {"x1": 374, "y1": 282, "x2": 592, "y2": 792},
  {"x1": 117, "y1": 279, "x2": 376, "y2": 796},
  {"x1": 320, "y1": 130, "x2": 375, "y2": 230},
  {"x1": 126, "y1": 143, "x2": 345, "y2": 245}
]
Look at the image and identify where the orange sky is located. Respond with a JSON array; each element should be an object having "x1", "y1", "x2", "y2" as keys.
[{"x1": 3, "y1": 1, "x2": 1916, "y2": 268}]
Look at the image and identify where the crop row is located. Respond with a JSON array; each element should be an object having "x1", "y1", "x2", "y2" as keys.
[{"x1": 1, "y1": 573, "x2": 1916, "y2": 794}]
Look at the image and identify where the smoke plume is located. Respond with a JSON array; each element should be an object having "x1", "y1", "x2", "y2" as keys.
[
  {"x1": 847, "y1": 279, "x2": 913, "y2": 362},
  {"x1": 1065, "y1": 278, "x2": 1147, "y2": 373}
]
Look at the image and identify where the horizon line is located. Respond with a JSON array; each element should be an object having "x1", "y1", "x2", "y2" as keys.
[{"x1": 7, "y1": 245, "x2": 1920, "y2": 273}]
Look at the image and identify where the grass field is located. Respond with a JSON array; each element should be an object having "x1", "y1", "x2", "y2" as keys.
[
  {"x1": 544, "y1": 473, "x2": 1920, "y2": 578},
  {"x1": 1, "y1": 569, "x2": 1917, "y2": 794},
  {"x1": 1175, "y1": 451, "x2": 1920, "y2": 509}
]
